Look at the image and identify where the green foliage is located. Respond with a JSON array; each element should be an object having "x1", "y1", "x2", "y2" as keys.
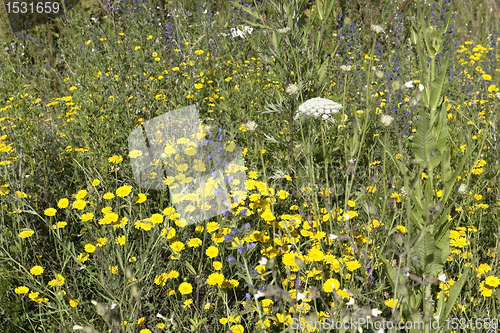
[{"x1": 0, "y1": 0, "x2": 499, "y2": 331}]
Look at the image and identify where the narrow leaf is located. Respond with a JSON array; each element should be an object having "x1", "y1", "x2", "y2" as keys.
[
  {"x1": 429, "y1": 56, "x2": 450, "y2": 111},
  {"x1": 438, "y1": 268, "x2": 470, "y2": 330}
]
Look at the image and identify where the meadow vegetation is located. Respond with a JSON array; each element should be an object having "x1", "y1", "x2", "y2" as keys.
[{"x1": 1, "y1": 0, "x2": 500, "y2": 332}]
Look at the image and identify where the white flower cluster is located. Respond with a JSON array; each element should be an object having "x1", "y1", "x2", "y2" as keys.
[
  {"x1": 400, "y1": 186, "x2": 408, "y2": 198},
  {"x1": 458, "y1": 183, "x2": 467, "y2": 194},
  {"x1": 340, "y1": 65, "x2": 352, "y2": 72},
  {"x1": 244, "y1": 120, "x2": 258, "y2": 131},
  {"x1": 277, "y1": 27, "x2": 291, "y2": 34},
  {"x1": 286, "y1": 83, "x2": 299, "y2": 95},
  {"x1": 496, "y1": 92, "x2": 500, "y2": 100},
  {"x1": 220, "y1": 26, "x2": 253, "y2": 38},
  {"x1": 380, "y1": 114, "x2": 394, "y2": 126},
  {"x1": 295, "y1": 97, "x2": 342, "y2": 121},
  {"x1": 371, "y1": 24, "x2": 385, "y2": 34}
]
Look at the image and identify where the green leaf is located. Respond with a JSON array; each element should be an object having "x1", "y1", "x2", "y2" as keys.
[
  {"x1": 409, "y1": 290, "x2": 423, "y2": 313},
  {"x1": 318, "y1": 58, "x2": 329, "y2": 86},
  {"x1": 324, "y1": 0, "x2": 336, "y2": 21},
  {"x1": 231, "y1": 1, "x2": 262, "y2": 20},
  {"x1": 429, "y1": 56, "x2": 450, "y2": 111},
  {"x1": 378, "y1": 253, "x2": 397, "y2": 290},
  {"x1": 438, "y1": 268, "x2": 470, "y2": 331},
  {"x1": 271, "y1": 31, "x2": 279, "y2": 50},
  {"x1": 441, "y1": 149, "x2": 451, "y2": 183},
  {"x1": 436, "y1": 230, "x2": 450, "y2": 264},
  {"x1": 410, "y1": 178, "x2": 425, "y2": 230},
  {"x1": 412, "y1": 115, "x2": 440, "y2": 170},
  {"x1": 410, "y1": 26, "x2": 419, "y2": 45},
  {"x1": 240, "y1": 19, "x2": 269, "y2": 30},
  {"x1": 442, "y1": 139, "x2": 480, "y2": 205},
  {"x1": 414, "y1": 230, "x2": 443, "y2": 276},
  {"x1": 315, "y1": 0, "x2": 324, "y2": 20},
  {"x1": 434, "y1": 103, "x2": 449, "y2": 154},
  {"x1": 184, "y1": 261, "x2": 197, "y2": 275},
  {"x1": 434, "y1": 205, "x2": 453, "y2": 246}
]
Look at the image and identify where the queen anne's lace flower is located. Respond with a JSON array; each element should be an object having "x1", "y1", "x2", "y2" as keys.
[
  {"x1": 380, "y1": 114, "x2": 394, "y2": 126},
  {"x1": 340, "y1": 65, "x2": 352, "y2": 72},
  {"x1": 370, "y1": 24, "x2": 384, "y2": 34},
  {"x1": 286, "y1": 83, "x2": 299, "y2": 95},
  {"x1": 295, "y1": 97, "x2": 342, "y2": 121},
  {"x1": 244, "y1": 121, "x2": 258, "y2": 131}
]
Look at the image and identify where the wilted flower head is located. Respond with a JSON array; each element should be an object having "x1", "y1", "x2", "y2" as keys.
[
  {"x1": 380, "y1": 114, "x2": 394, "y2": 126},
  {"x1": 286, "y1": 83, "x2": 299, "y2": 95},
  {"x1": 295, "y1": 97, "x2": 342, "y2": 121},
  {"x1": 277, "y1": 27, "x2": 291, "y2": 34},
  {"x1": 371, "y1": 24, "x2": 384, "y2": 34},
  {"x1": 340, "y1": 65, "x2": 352, "y2": 72}
]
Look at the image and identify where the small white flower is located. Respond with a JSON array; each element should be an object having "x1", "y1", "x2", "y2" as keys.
[
  {"x1": 296, "y1": 292, "x2": 306, "y2": 301},
  {"x1": 255, "y1": 291, "x2": 265, "y2": 300},
  {"x1": 223, "y1": 25, "x2": 253, "y2": 38},
  {"x1": 371, "y1": 24, "x2": 385, "y2": 34},
  {"x1": 110, "y1": 302, "x2": 117, "y2": 310},
  {"x1": 258, "y1": 257, "x2": 268, "y2": 266},
  {"x1": 286, "y1": 83, "x2": 299, "y2": 95},
  {"x1": 346, "y1": 297, "x2": 355, "y2": 306},
  {"x1": 380, "y1": 114, "x2": 394, "y2": 126},
  {"x1": 340, "y1": 64, "x2": 352, "y2": 72},
  {"x1": 277, "y1": 27, "x2": 291, "y2": 34},
  {"x1": 458, "y1": 183, "x2": 467, "y2": 194},
  {"x1": 244, "y1": 120, "x2": 258, "y2": 131},
  {"x1": 371, "y1": 308, "x2": 382, "y2": 316},
  {"x1": 73, "y1": 325, "x2": 83, "y2": 330},
  {"x1": 418, "y1": 83, "x2": 424, "y2": 91},
  {"x1": 496, "y1": 92, "x2": 500, "y2": 99},
  {"x1": 438, "y1": 273, "x2": 447, "y2": 283},
  {"x1": 329, "y1": 234, "x2": 338, "y2": 240},
  {"x1": 404, "y1": 80, "x2": 414, "y2": 88}
]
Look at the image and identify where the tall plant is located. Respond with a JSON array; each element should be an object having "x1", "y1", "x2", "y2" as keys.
[{"x1": 377, "y1": 1, "x2": 484, "y2": 331}]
